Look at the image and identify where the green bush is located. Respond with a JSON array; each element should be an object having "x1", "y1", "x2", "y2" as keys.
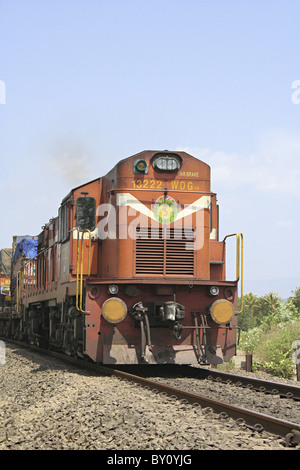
[
  {"x1": 237, "y1": 289, "x2": 300, "y2": 378},
  {"x1": 261, "y1": 355, "x2": 295, "y2": 379},
  {"x1": 239, "y1": 328, "x2": 261, "y2": 354},
  {"x1": 241, "y1": 322, "x2": 300, "y2": 379}
]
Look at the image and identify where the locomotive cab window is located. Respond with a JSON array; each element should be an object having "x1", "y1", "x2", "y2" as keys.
[{"x1": 76, "y1": 197, "x2": 96, "y2": 231}]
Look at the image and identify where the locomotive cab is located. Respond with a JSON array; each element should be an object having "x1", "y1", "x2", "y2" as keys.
[{"x1": 81, "y1": 150, "x2": 243, "y2": 364}]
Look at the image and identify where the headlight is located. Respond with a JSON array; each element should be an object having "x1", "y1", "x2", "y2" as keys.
[
  {"x1": 153, "y1": 154, "x2": 180, "y2": 172},
  {"x1": 209, "y1": 299, "x2": 234, "y2": 324},
  {"x1": 101, "y1": 298, "x2": 127, "y2": 324}
]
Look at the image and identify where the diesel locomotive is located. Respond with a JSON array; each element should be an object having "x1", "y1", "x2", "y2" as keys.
[{"x1": 0, "y1": 150, "x2": 243, "y2": 364}]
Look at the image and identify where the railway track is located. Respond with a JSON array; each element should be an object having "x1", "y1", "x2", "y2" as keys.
[
  {"x1": 110, "y1": 364, "x2": 300, "y2": 401},
  {"x1": 110, "y1": 367, "x2": 300, "y2": 447},
  {"x1": 3, "y1": 339, "x2": 299, "y2": 447},
  {"x1": 193, "y1": 367, "x2": 300, "y2": 401}
]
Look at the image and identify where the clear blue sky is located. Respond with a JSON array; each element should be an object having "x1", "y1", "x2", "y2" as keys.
[{"x1": 1, "y1": 0, "x2": 300, "y2": 297}]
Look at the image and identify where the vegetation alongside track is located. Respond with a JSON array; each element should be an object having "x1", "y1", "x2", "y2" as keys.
[{"x1": 237, "y1": 287, "x2": 300, "y2": 379}]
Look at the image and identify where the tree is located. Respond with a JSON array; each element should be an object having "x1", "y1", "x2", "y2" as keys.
[
  {"x1": 262, "y1": 292, "x2": 281, "y2": 317},
  {"x1": 243, "y1": 293, "x2": 259, "y2": 329},
  {"x1": 273, "y1": 300, "x2": 299, "y2": 323},
  {"x1": 289, "y1": 286, "x2": 300, "y2": 313}
]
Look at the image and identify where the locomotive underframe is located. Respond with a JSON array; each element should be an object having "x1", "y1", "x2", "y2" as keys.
[
  {"x1": 84, "y1": 280, "x2": 238, "y2": 365},
  {"x1": 0, "y1": 279, "x2": 238, "y2": 365}
]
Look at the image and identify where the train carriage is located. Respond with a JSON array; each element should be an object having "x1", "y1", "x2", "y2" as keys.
[{"x1": 0, "y1": 150, "x2": 243, "y2": 365}]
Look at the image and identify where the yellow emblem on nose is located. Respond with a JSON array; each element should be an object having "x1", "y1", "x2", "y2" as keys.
[{"x1": 153, "y1": 196, "x2": 178, "y2": 224}]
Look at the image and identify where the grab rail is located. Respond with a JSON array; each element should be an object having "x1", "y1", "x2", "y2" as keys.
[
  {"x1": 223, "y1": 233, "x2": 244, "y2": 313},
  {"x1": 76, "y1": 228, "x2": 92, "y2": 312},
  {"x1": 16, "y1": 271, "x2": 21, "y2": 313}
]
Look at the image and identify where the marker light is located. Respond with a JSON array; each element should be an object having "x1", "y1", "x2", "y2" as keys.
[
  {"x1": 209, "y1": 286, "x2": 219, "y2": 296},
  {"x1": 209, "y1": 299, "x2": 234, "y2": 325},
  {"x1": 108, "y1": 284, "x2": 119, "y2": 295},
  {"x1": 134, "y1": 159, "x2": 148, "y2": 174},
  {"x1": 101, "y1": 298, "x2": 127, "y2": 324}
]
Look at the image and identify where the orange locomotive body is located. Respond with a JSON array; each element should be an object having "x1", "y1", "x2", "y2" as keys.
[{"x1": 1, "y1": 150, "x2": 243, "y2": 365}]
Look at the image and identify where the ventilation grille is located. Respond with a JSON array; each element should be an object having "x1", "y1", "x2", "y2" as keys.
[
  {"x1": 136, "y1": 228, "x2": 164, "y2": 275},
  {"x1": 135, "y1": 227, "x2": 194, "y2": 276}
]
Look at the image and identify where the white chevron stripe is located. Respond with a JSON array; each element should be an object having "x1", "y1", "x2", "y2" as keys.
[
  {"x1": 117, "y1": 193, "x2": 156, "y2": 220},
  {"x1": 116, "y1": 193, "x2": 210, "y2": 221},
  {"x1": 175, "y1": 195, "x2": 210, "y2": 220}
]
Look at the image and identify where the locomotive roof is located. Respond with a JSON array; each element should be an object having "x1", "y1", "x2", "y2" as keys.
[{"x1": 60, "y1": 150, "x2": 210, "y2": 205}]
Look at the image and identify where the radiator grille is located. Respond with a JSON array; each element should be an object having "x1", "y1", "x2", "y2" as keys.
[
  {"x1": 135, "y1": 228, "x2": 164, "y2": 275},
  {"x1": 135, "y1": 227, "x2": 194, "y2": 276}
]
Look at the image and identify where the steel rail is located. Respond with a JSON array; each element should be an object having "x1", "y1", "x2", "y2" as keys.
[
  {"x1": 107, "y1": 364, "x2": 300, "y2": 401},
  {"x1": 107, "y1": 367, "x2": 300, "y2": 446},
  {"x1": 192, "y1": 367, "x2": 300, "y2": 401}
]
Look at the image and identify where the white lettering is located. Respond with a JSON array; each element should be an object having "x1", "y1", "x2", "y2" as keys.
[
  {"x1": 0, "y1": 340, "x2": 6, "y2": 364},
  {"x1": 151, "y1": 454, "x2": 192, "y2": 466},
  {"x1": 97, "y1": 203, "x2": 116, "y2": 239},
  {"x1": 291, "y1": 80, "x2": 300, "y2": 104},
  {"x1": 95, "y1": 196, "x2": 207, "y2": 250},
  {"x1": 107, "y1": 455, "x2": 142, "y2": 467},
  {"x1": 0, "y1": 80, "x2": 6, "y2": 104},
  {"x1": 292, "y1": 340, "x2": 300, "y2": 364}
]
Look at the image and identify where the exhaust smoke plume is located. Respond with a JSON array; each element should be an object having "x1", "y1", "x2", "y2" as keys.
[{"x1": 51, "y1": 138, "x2": 93, "y2": 187}]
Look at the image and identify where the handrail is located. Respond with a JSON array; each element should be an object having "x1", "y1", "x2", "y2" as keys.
[
  {"x1": 16, "y1": 271, "x2": 21, "y2": 313},
  {"x1": 223, "y1": 233, "x2": 244, "y2": 313},
  {"x1": 76, "y1": 228, "x2": 92, "y2": 312},
  {"x1": 76, "y1": 228, "x2": 81, "y2": 312}
]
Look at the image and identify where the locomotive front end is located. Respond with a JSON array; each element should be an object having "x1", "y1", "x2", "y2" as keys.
[{"x1": 83, "y1": 150, "x2": 243, "y2": 365}]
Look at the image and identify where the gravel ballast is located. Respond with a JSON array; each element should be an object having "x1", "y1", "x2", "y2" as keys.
[{"x1": 0, "y1": 342, "x2": 296, "y2": 450}]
